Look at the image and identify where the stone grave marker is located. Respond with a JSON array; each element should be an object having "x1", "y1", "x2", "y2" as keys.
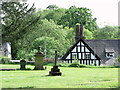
[
  {"x1": 49, "y1": 51, "x2": 62, "y2": 76},
  {"x1": 34, "y1": 46, "x2": 45, "y2": 70},
  {"x1": 20, "y1": 60, "x2": 26, "y2": 70}
]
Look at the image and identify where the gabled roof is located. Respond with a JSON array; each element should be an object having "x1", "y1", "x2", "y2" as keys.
[
  {"x1": 61, "y1": 39, "x2": 120, "y2": 61},
  {"x1": 85, "y1": 39, "x2": 120, "y2": 60},
  {"x1": 61, "y1": 39, "x2": 101, "y2": 60}
]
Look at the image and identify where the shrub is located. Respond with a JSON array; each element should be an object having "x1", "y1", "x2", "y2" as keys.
[
  {"x1": 0, "y1": 56, "x2": 10, "y2": 64},
  {"x1": 68, "y1": 63, "x2": 79, "y2": 67},
  {"x1": 79, "y1": 64, "x2": 87, "y2": 67},
  {"x1": 26, "y1": 54, "x2": 35, "y2": 61},
  {"x1": 58, "y1": 62, "x2": 70, "y2": 67},
  {"x1": 68, "y1": 60, "x2": 80, "y2": 67}
]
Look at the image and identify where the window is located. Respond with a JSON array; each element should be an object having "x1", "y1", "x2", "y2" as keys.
[
  {"x1": 85, "y1": 53, "x2": 91, "y2": 59},
  {"x1": 105, "y1": 48, "x2": 114, "y2": 58},
  {"x1": 72, "y1": 53, "x2": 77, "y2": 59},
  {"x1": 106, "y1": 52, "x2": 114, "y2": 58}
]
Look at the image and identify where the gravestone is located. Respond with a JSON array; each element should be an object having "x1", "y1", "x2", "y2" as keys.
[
  {"x1": 20, "y1": 60, "x2": 26, "y2": 70},
  {"x1": 34, "y1": 46, "x2": 45, "y2": 70},
  {"x1": 49, "y1": 51, "x2": 62, "y2": 76}
]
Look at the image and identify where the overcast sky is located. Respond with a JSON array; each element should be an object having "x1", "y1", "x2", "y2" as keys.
[{"x1": 27, "y1": 0, "x2": 119, "y2": 27}]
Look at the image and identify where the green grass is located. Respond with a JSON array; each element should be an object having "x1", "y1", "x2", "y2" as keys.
[{"x1": 0, "y1": 64, "x2": 119, "y2": 88}]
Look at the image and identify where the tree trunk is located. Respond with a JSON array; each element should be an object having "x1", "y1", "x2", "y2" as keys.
[{"x1": 11, "y1": 42, "x2": 18, "y2": 60}]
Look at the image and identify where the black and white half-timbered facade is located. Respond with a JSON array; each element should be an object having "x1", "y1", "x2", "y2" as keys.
[
  {"x1": 61, "y1": 25, "x2": 120, "y2": 66},
  {"x1": 61, "y1": 39, "x2": 101, "y2": 66}
]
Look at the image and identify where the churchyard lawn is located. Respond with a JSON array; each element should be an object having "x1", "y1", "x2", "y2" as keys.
[{"x1": 0, "y1": 64, "x2": 119, "y2": 88}]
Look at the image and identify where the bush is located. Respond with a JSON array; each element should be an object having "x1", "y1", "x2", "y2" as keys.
[
  {"x1": 68, "y1": 60, "x2": 80, "y2": 67},
  {"x1": 44, "y1": 60, "x2": 54, "y2": 65},
  {"x1": 0, "y1": 56, "x2": 10, "y2": 64},
  {"x1": 79, "y1": 64, "x2": 87, "y2": 67},
  {"x1": 57, "y1": 60, "x2": 120, "y2": 68},
  {"x1": 26, "y1": 54, "x2": 35, "y2": 61},
  {"x1": 58, "y1": 62, "x2": 70, "y2": 67}
]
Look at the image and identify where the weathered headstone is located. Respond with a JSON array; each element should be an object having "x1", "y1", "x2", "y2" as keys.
[
  {"x1": 20, "y1": 60, "x2": 26, "y2": 70},
  {"x1": 34, "y1": 46, "x2": 45, "y2": 70},
  {"x1": 49, "y1": 51, "x2": 62, "y2": 76}
]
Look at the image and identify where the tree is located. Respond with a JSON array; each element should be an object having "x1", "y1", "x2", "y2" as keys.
[
  {"x1": 46, "y1": 5, "x2": 59, "y2": 10},
  {"x1": 84, "y1": 29, "x2": 93, "y2": 39},
  {"x1": 1, "y1": 0, "x2": 27, "y2": 2},
  {"x1": 22, "y1": 19, "x2": 73, "y2": 59},
  {"x1": 93, "y1": 26, "x2": 118, "y2": 39},
  {"x1": 1, "y1": 2, "x2": 41, "y2": 59},
  {"x1": 33, "y1": 19, "x2": 70, "y2": 55},
  {"x1": 33, "y1": 36, "x2": 59, "y2": 58},
  {"x1": 64, "y1": 27, "x2": 75, "y2": 45},
  {"x1": 59, "y1": 6, "x2": 98, "y2": 31},
  {"x1": 42, "y1": 7, "x2": 66, "y2": 24},
  {"x1": 64, "y1": 26, "x2": 93, "y2": 45},
  {"x1": 116, "y1": 26, "x2": 120, "y2": 39}
]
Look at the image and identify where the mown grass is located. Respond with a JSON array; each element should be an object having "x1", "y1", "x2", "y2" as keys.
[{"x1": 0, "y1": 64, "x2": 119, "y2": 88}]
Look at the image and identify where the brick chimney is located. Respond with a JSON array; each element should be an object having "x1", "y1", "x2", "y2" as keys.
[{"x1": 75, "y1": 24, "x2": 84, "y2": 42}]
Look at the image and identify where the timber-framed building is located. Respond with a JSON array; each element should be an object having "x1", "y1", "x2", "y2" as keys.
[{"x1": 61, "y1": 25, "x2": 120, "y2": 66}]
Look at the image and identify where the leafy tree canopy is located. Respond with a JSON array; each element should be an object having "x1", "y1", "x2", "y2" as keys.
[
  {"x1": 1, "y1": 2, "x2": 41, "y2": 59},
  {"x1": 93, "y1": 26, "x2": 118, "y2": 39},
  {"x1": 59, "y1": 6, "x2": 98, "y2": 31},
  {"x1": 17, "y1": 19, "x2": 73, "y2": 59},
  {"x1": 42, "y1": 7, "x2": 66, "y2": 24},
  {"x1": 1, "y1": 2, "x2": 40, "y2": 43},
  {"x1": 33, "y1": 36, "x2": 59, "y2": 58},
  {"x1": 46, "y1": 5, "x2": 59, "y2": 10}
]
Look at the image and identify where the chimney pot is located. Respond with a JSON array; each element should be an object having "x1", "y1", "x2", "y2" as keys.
[{"x1": 75, "y1": 24, "x2": 84, "y2": 42}]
